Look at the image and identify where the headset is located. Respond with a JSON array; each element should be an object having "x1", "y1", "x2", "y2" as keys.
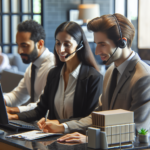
[
  {"x1": 65, "y1": 41, "x2": 84, "y2": 59},
  {"x1": 113, "y1": 14, "x2": 127, "y2": 48},
  {"x1": 103, "y1": 14, "x2": 127, "y2": 64}
]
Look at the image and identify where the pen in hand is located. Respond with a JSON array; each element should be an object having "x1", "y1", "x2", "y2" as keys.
[
  {"x1": 42, "y1": 109, "x2": 49, "y2": 132},
  {"x1": 45, "y1": 109, "x2": 49, "y2": 122}
]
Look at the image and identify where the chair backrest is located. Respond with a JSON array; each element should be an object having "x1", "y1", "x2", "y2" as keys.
[{"x1": 0, "y1": 70, "x2": 24, "y2": 93}]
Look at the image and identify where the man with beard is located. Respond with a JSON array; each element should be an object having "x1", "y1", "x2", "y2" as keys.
[{"x1": 4, "y1": 20, "x2": 55, "y2": 114}]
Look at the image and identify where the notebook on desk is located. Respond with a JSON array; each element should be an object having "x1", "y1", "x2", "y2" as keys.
[
  {"x1": 6, "y1": 130, "x2": 62, "y2": 140},
  {"x1": 0, "y1": 84, "x2": 38, "y2": 131}
]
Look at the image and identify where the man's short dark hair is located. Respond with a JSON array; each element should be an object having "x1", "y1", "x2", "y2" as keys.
[{"x1": 17, "y1": 20, "x2": 46, "y2": 43}]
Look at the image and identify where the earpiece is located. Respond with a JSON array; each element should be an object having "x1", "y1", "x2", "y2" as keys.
[
  {"x1": 65, "y1": 40, "x2": 84, "y2": 59},
  {"x1": 113, "y1": 14, "x2": 127, "y2": 49},
  {"x1": 76, "y1": 41, "x2": 84, "y2": 51},
  {"x1": 117, "y1": 38, "x2": 127, "y2": 48}
]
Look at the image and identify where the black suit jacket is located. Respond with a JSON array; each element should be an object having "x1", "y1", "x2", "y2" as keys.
[{"x1": 18, "y1": 64, "x2": 103, "y2": 123}]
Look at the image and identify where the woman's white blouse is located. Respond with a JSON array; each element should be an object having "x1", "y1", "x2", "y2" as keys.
[{"x1": 54, "y1": 63, "x2": 81, "y2": 119}]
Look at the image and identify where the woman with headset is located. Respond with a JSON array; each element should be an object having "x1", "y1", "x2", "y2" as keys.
[{"x1": 8, "y1": 21, "x2": 103, "y2": 132}]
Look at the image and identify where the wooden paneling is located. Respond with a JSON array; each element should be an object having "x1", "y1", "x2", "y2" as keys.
[
  {"x1": 138, "y1": 49, "x2": 150, "y2": 60},
  {"x1": 0, "y1": 142, "x2": 22, "y2": 150}
]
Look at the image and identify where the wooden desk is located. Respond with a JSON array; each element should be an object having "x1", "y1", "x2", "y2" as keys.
[
  {"x1": 0, "y1": 141, "x2": 22, "y2": 150},
  {"x1": 0, "y1": 126, "x2": 150, "y2": 150}
]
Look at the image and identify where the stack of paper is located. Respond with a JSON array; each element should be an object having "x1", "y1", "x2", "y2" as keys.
[{"x1": 91, "y1": 109, "x2": 134, "y2": 145}]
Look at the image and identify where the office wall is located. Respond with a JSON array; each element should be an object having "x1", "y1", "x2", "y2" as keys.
[
  {"x1": 43, "y1": 0, "x2": 113, "y2": 63},
  {"x1": 138, "y1": 0, "x2": 150, "y2": 60}
]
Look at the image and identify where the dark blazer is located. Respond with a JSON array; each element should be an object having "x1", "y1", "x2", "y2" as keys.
[{"x1": 18, "y1": 64, "x2": 103, "y2": 122}]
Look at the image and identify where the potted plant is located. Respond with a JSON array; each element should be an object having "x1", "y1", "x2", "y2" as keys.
[{"x1": 138, "y1": 128, "x2": 149, "y2": 143}]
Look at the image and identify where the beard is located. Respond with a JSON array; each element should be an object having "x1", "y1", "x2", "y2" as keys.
[{"x1": 20, "y1": 43, "x2": 38, "y2": 64}]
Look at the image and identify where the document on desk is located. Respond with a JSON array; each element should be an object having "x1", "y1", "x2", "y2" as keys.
[{"x1": 6, "y1": 130, "x2": 62, "y2": 140}]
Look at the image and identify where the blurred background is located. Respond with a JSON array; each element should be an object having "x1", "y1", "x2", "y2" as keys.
[{"x1": 0, "y1": 0, "x2": 149, "y2": 74}]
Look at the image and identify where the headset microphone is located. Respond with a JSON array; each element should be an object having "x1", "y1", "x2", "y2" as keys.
[
  {"x1": 103, "y1": 14, "x2": 127, "y2": 64},
  {"x1": 65, "y1": 41, "x2": 84, "y2": 59},
  {"x1": 103, "y1": 47, "x2": 118, "y2": 64}
]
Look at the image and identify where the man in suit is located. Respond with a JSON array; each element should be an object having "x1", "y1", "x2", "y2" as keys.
[
  {"x1": 5, "y1": 20, "x2": 55, "y2": 114},
  {"x1": 37, "y1": 13, "x2": 150, "y2": 142}
]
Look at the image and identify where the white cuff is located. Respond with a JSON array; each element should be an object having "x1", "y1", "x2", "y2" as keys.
[
  {"x1": 18, "y1": 106, "x2": 28, "y2": 113},
  {"x1": 62, "y1": 123, "x2": 70, "y2": 133},
  {"x1": 4, "y1": 95, "x2": 12, "y2": 106},
  {"x1": 18, "y1": 102, "x2": 38, "y2": 113}
]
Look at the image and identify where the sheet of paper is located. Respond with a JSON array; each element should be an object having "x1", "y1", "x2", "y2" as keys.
[{"x1": 6, "y1": 130, "x2": 62, "y2": 140}]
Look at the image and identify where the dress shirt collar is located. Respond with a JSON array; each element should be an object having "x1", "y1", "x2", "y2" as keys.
[
  {"x1": 60, "y1": 63, "x2": 82, "y2": 79},
  {"x1": 32, "y1": 48, "x2": 49, "y2": 68},
  {"x1": 116, "y1": 50, "x2": 135, "y2": 75}
]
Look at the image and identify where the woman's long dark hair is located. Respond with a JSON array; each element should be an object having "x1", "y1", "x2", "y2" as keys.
[{"x1": 54, "y1": 21, "x2": 99, "y2": 71}]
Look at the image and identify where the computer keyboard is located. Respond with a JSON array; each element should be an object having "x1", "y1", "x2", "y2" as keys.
[{"x1": 9, "y1": 120, "x2": 38, "y2": 130}]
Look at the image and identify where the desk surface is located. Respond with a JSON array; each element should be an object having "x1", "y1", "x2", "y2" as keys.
[{"x1": 0, "y1": 126, "x2": 150, "y2": 150}]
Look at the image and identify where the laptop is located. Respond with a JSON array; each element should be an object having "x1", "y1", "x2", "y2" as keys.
[{"x1": 0, "y1": 84, "x2": 38, "y2": 131}]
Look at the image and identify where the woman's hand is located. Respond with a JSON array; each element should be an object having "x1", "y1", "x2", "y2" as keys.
[
  {"x1": 57, "y1": 132, "x2": 87, "y2": 143},
  {"x1": 37, "y1": 118, "x2": 64, "y2": 133},
  {"x1": 37, "y1": 118, "x2": 50, "y2": 130},
  {"x1": 37, "y1": 118, "x2": 59, "y2": 129}
]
